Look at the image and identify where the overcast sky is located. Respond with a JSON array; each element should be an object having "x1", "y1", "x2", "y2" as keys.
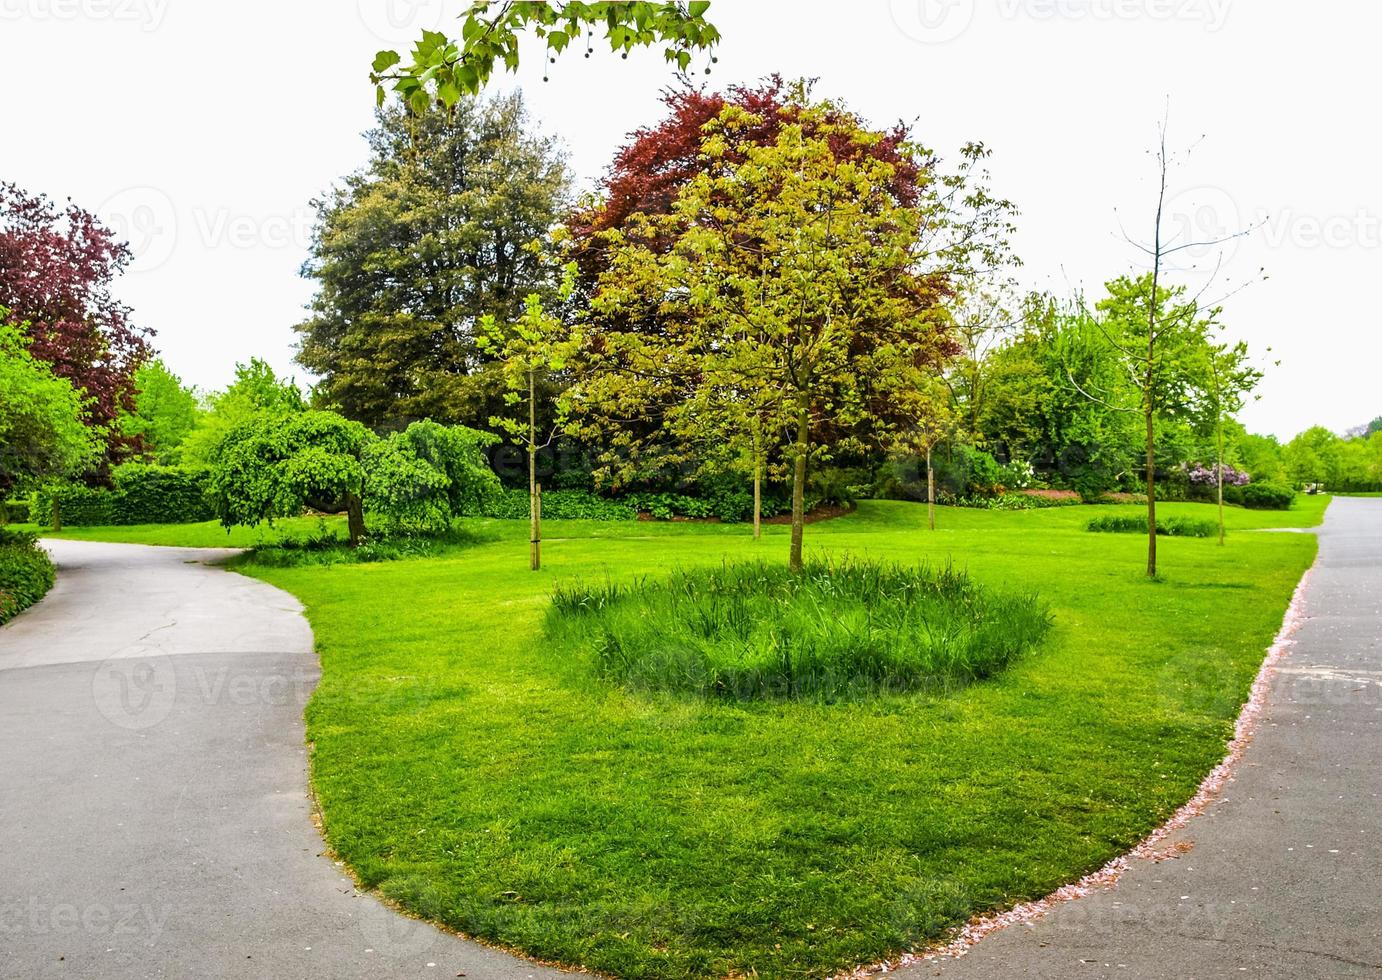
[{"x1": 3, "y1": 1, "x2": 1377, "y2": 439}]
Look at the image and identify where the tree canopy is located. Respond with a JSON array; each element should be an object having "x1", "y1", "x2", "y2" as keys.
[
  {"x1": 0, "y1": 182, "x2": 151, "y2": 458},
  {"x1": 297, "y1": 93, "x2": 570, "y2": 430},
  {"x1": 118, "y1": 358, "x2": 200, "y2": 464},
  {"x1": 0, "y1": 314, "x2": 98, "y2": 499},
  {"x1": 570, "y1": 93, "x2": 984, "y2": 568},
  {"x1": 371, "y1": 1, "x2": 720, "y2": 110}
]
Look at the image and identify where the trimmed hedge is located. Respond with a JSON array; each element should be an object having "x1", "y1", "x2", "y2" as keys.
[
  {"x1": 34, "y1": 466, "x2": 215, "y2": 528},
  {"x1": 0, "y1": 529, "x2": 55, "y2": 624},
  {"x1": 477, "y1": 488, "x2": 638, "y2": 521},
  {"x1": 2, "y1": 499, "x2": 30, "y2": 524},
  {"x1": 1238, "y1": 482, "x2": 1296, "y2": 511},
  {"x1": 1086, "y1": 515, "x2": 1218, "y2": 538}
]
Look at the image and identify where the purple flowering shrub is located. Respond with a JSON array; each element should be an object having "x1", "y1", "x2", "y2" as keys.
[{"x1": 1185, "y1": 463, "x2": 1250, "y2": 487}]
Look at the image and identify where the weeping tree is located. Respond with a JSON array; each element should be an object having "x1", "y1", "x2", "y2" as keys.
[{"x1": 208, "y1": 411, "x2": 374, "y2": 546}]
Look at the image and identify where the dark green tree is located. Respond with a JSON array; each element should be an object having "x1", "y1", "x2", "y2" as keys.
[{"x1": 297, "y1": 93, "x2": 569, "y2": 429}]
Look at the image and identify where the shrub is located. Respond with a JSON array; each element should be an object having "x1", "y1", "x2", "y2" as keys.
[
  {"x1": 1086, "y1": 515, "x2": 1218, "y2": 538},
  {"x1": 478, "y1": 488, "x2": 638, "y2": 521},
  {"x1": 547, "y1": 558, "x2": 1051, "y2": 701},
  {"x1": 32, "y1": 466, "x2": 215, "y2": 527},
  {"x1": 364, "y1": 421, "x2": 501, "y2": 535},
  {"x1": 1240, "y1": 482, "x2": 1296, "y2": 510},
  {"x1": 0, "y1": 528, "x2": 55, "y2": 624},
  {"x1": 943, "y1": 491, "x2": 1079, "y2": 511},
  {"x1": 245, "y1": 523, "x2": 492, "y2": 567},
  {"x1": 808, "y1": 467, "x2": 861, "y2": 508},
  {"x1": 33, "y1": 484, "x2": 115, "y2": 527},
  {"x1": 110, "y1": 465, "x2": 214, "y2": 523},
  {"x1": 2, "y1": 498, "x2": 30, "y2": 523}
]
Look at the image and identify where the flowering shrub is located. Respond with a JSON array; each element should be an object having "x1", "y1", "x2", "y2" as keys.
[{"x1": 1185, "y1": 463, "x2": 1250, "y2": 487}]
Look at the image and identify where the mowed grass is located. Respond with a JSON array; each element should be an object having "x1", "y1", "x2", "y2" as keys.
[{"x1": 26, "y1": 497, "x2": 1329, "y2": 976}]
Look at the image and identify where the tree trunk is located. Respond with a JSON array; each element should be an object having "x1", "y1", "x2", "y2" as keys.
[
  {"x1": 1144, "y1": 393, "x2": 1157, "y2": 578},
  {"x1": 926, "y1": 445, "x2": 936, "y2": 531},
  {"x1": 752, "y1": 456, "x2": 763, "y2": 542},
  {"x1": 789, "y1": 395, "x2": 809, "y2": 572},
  {"x1": 529, "y1": 456, "x2": 541, "y2": 572},
  {"x1": 345, "y1": 491, "x2": 365, "y2": 548},
  {"x1": 528, "y1": 369, "x2": 541, "y2": 572},
  {"x1": 1216, "y1": 415, "x2": 1226, "y2": 547}
]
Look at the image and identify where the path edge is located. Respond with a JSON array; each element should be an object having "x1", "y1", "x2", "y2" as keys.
[{"x1": 836, "y1": 547, "x2": 1321, "y2": 979}]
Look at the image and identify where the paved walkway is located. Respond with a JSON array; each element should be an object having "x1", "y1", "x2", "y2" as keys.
[
  {"x1": 0, "y1": 540, "x2": 566, "y2": 979},
  {"x1": 904, "y1": 497, "x2": 1382, "y2": 979}
]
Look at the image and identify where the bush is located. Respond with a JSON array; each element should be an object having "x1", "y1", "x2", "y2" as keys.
[
  {"x1": 33, "y1": 466, "x2": 214, "y2": 528},
  {"x1": 1240, "y1": 482, "x2": 1296, "y2": 510},
  {"x1": 245, "y1": 522, "x2": 493, "y2": 567},
  {"x1": 547, "y1": 558, "x2": 1051, "y2": 701},
  {"x1": 0, "y1": 528, "x2": 55, "y2": 624},
  {"x1": 2, "y1": 498, "x2": 30, "y2": 523},
  {"x1": 32, "y1": 484, "x2": 115, "y2": 527},
  {"x1": 364, "y1": 421, "x2": 501, "y2": 535},
  {"x1": 1086, "y1": 515, "x2": 1218, "y2": 538},
  {"x1": 477, "y1": 488, "x2": 638, "y2": 521},
  {"x1": 110, "y1": 465, "x2": 214, "y2": 524},
  {"x1": 945, "y1": 491, "x2": 1081, "y2": 511}
]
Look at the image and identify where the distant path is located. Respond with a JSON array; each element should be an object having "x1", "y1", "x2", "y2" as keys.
[
  {"x1": 0, "y1": 539, "x2": 566, "y2": 979},
  {"x1": 899, "y1": 497, "x2": 1382, "y2": 979}
]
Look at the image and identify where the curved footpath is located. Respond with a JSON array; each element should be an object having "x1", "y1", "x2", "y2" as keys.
[
  {"x1": 901, "y1": 496, "x2": 1382, "y2": 979},
  {"x1": 0, "y1": 539, "x2": 567, "y2": 979}
]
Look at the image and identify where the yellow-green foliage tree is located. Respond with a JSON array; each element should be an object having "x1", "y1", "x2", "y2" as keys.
[
  {"x1": 478, "y1": 271, "x2": 579, "y2": 571},
  {"x1": 575, "y1": 98, "x2": 970, "y2": 570}
]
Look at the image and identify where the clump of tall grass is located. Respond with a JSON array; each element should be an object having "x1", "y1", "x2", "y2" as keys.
[
  {"x1": 1086, "y1": 515, "x2": 1218, "y2": 538},
  {"x1": 547, "y1": 557, "x2": 1051, "y2": 701}
]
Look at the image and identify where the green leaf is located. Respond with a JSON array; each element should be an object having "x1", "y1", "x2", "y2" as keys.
[{"x1": 372, "y1": 50, "x2": 402, "y2": 73}]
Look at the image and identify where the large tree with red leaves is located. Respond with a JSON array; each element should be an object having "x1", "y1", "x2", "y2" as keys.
[
  {"x1": 0, "y1": 182, "x2": 152, "y2": 457},
  {"x1": 568, "y1": 76, "x2": 926, "y2": 276}
]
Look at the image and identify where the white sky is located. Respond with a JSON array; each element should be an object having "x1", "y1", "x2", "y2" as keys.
[{"x1": 3, "y1": 0, "x2": 1378, "y2": 439}]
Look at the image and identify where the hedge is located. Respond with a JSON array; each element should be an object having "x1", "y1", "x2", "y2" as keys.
[
  {"x1": 1238, "y1": 482, "x2": 1296, "y2": 511},
  {"x1": 477, "y1": 488, "x2": 638, "y2": 521},
  {"x1": 0, "y1": 529, "x2": 55, "y2": 625},
  {"x1": 34, "y1": 466, "x2": 215, "y2": 528}
]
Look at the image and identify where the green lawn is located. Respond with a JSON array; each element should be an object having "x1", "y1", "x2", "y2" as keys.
[{"x1": 31, "y1": 498, "x2": 1327, "y2": 977}]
